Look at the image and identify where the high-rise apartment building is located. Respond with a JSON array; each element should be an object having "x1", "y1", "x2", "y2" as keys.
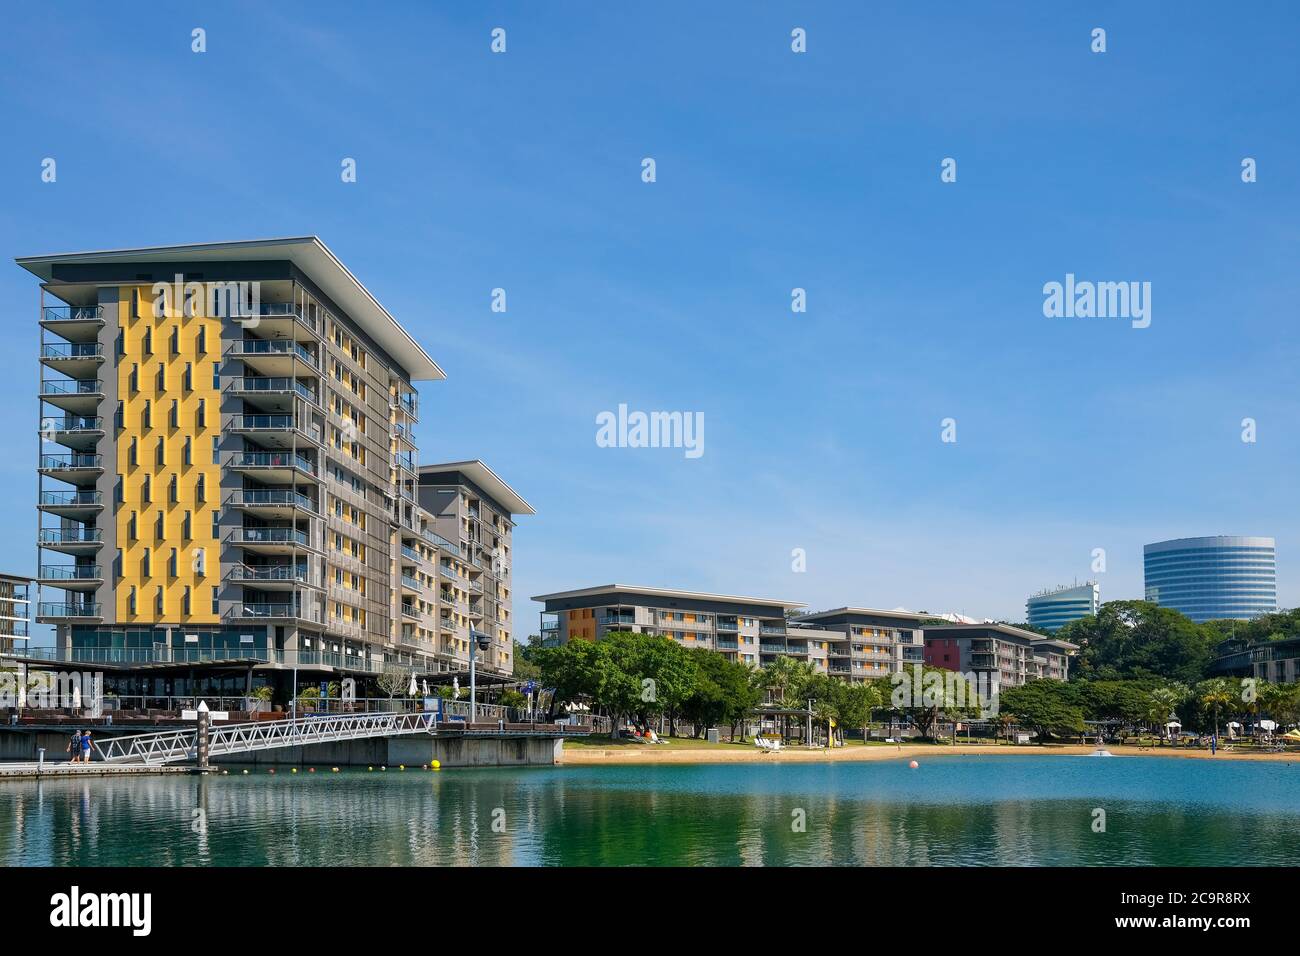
[
  {"x1": 1025, "y1": 582, "x2": 1099, "y2": 633},
  {"x1": 533, "y1": 585, "x2": 842, "y2": 672},
  {"x1": 22, "y1": 238, "x2": 525, "y2": 699},
  {"x1": 1144, "y1": 535, "x2": 1277, "y2": 623}
]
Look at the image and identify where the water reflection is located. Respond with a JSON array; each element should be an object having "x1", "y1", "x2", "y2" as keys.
[{"x1": 1, "y1": 757, "x2": 1297, "y2": 867}]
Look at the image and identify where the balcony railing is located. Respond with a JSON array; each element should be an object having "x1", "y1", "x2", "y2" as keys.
[
  {"x1": 226, "y1": 564, "x2": 315, "y2": 585},
  {"x1": 38, "y1": 565, "x2": 102, "y2": 580},
  {"x1": 40, "y1": 379, "x2": 102, "y2": 396},
  {"x1": 229, "y1": 451, "x2": 317, "y2": 474},
  {"x1": 226, "y1": 489, "x2": 317, "y2": 511},
  {"x1": 39, "y1": 453, "x2": 103, "y2": 470},
  {"x1": 39, "y1": 490, "x2": 103, "y2": 507},
  {"x1": 43, "y1": 416, "x2": 102, "y2": 432},
  {"x1": 39, "y1": 527, "x2": 103, "y2": 544},
  {"x1": 233, "y1": 527, "x2": 309, "y2": 546},
  {"x1": 42, "y1": 305, "x2": 104, "y2": 322},
  {"x1": 38, "y1": 602, "x2": 102, "y2": 618},
  {"x1": 227, "y1": 339, "x2": 317, "y2": 365},
  {"x1": 41, "y1": 342, "x2": 104, "y2": 360},
  {"x1": 227, "y1": 603, "x2": 311, "y2": 620},
  {"x1": 226, "y1": 376, "x2": 319, "y2": 404}
]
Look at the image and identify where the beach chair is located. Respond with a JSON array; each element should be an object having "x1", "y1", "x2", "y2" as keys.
[{"x1": 753, "y1": 736, "x2": 771, "y2": 752}]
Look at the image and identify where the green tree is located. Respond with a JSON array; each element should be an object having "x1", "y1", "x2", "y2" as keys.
[
  {"x1": 998, "y1": 680, "x2": 1086, "y2": 743},
  {"x1": 1061, "y1": 600, "x2": 1217, "y2": 684},
  {"x1": 1196, "y1": 678, "x2": 1237, "y2": 739}
]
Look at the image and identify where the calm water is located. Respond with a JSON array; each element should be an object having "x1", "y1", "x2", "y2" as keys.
[{"x1": 3, "y1": 756, "x2": 1299, "y2": 866}]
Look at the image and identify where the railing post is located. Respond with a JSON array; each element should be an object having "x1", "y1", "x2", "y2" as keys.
[{"x1": 196, "y1": 700, "x2": 210, "y2": 773}]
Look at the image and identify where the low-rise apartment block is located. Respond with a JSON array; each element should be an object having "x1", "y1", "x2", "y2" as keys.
[
  {"x1": 533, "y1": 585, "x2": 843, "y2": 672},
  {"x1": 0, "y1": 574, "x2": 32, "y2": 656},
  {"x1": 923, "y1": 623, "x2": 1075, "y2": 689},
  {"x1": 792, "y1": 607, "x2": 929, "y2": 680}
]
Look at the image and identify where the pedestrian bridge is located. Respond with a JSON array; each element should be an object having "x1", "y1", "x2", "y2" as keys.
[{"x1": 92, "y1": 711, "x2": 584, "y2": 767}]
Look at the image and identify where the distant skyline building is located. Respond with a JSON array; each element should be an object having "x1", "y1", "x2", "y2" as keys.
[
  {"x1": 1026, "y1": 582, "x2": 1099, "y2": 633},
  {"x1": 1144, "y1": 536, "x2": 1277, "y2": 623}
]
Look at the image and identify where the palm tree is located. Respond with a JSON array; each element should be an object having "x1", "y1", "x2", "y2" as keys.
[
  {"x1": 1198, "y1": 678, "x2": 1236, "y2": 741},
  {"x1": 1146, "y1": 684, "x2": 1187, "y2": 743}
]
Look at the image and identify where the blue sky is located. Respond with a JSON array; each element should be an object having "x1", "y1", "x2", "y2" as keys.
[{"x1": 2, "y1": 1, "x2": 1297, "y2": 644}]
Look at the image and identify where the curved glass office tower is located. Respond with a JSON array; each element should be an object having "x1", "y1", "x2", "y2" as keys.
[
  {"x1": 1143, "y1": 536, "x2": 1277, "y2": 623},
  {"x1": 1026, "y1": 582, "x2": 1099, "y2": 633}
]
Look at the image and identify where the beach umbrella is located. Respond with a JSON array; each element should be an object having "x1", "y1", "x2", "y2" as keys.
[
  {"x1": 452, "y1": 676, "x2": 460, "y2": 698},
  {"x1": 1261, "y1": 719, "x2": 1278, "y2": 732},
  {"x1": 422, "y1": 679, "x2": 429, "y2": 696},
  {"x1": 408, "y1": 672, "x2": 418, "y2": 696},
  {"x1": 72, "y1": 682, "x2": 81, "y2": 710},
  {"x1": 1283, "y1": 730, "x2": 1300, "y2": 742}
]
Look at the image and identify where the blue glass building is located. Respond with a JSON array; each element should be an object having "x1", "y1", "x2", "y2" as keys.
[
  {"x1": 1143, "y1": 536, "x2": 1277, "y2": 623},
  {"x1": 1026, "y1": 582, "x2": 1099, "y2": 633}
]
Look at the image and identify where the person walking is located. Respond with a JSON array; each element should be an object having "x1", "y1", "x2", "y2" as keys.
[
  {"x1": 81, "y1": 729, "x2": 93, "y2": 763},
  {"x1": 67, "y1": 729, "x2": 82, "y2": 763}
]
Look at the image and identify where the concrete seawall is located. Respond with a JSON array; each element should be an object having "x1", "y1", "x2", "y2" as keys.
[{"x1": 0, "y1": 726, "x2": 564, "y2": 770}]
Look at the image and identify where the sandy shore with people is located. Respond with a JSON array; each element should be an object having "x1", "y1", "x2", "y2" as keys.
[{"x1": 559, "y1": 742, "x2": 1300, "y2": 766}]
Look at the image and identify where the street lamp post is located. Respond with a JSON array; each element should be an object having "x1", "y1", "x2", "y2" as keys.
[{"x1": 469, "y1": 629, "x2": 491, "y2": 722}]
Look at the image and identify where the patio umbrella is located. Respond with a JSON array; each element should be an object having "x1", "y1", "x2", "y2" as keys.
[
  {"x1": 1261, "y1": 719, "x2": 1278, "y2": 732},
  {"x1": 408, "y1": 672, "x2": 418, "y2": 696},
  {"x1": 71, "y1": 682, "x2": 81, "y2": 710},
  {"x1": 422, "y1": 679, "x2": 429, "y2": 696},
  {"x1": 452, "y1": 677, "x2": 460, "y2": 698}
]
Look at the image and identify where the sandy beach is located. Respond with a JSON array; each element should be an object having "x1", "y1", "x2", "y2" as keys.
[{"x1": 560, "y1": 742, "x2": 1300, "y2": 766}]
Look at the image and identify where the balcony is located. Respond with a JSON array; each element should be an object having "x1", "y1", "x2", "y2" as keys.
[
  {"x1": 37, "y1": 565, "x2": 103, "y2": 592},
  {"x1": 225, "y1": 376, "x2": 320, "y2": 412},
  {"x1": 224, "y1": 602, "x2": 321, "y2": 624},
  {"x1": 225, "y1": 413, "x2": 320, "y2": 449},
  {"x1": 226, "y1": 564, "x2": 320, "y2": 590},
  {"x1": 224, "y1": 488, "x2": 319, "y2": 519},
  {"x1": 40, "y1": 305, "x2": 105, "y2": 342},
  {"x1": 227, "y1": 451, "x2": 318, "y2": 482},
  {"x1": 39, "y1": 453, "x2": 105, "y2": 485},
  {"x1": 37, "y1": 489, "x2": 104, "y2": 519},
  {"x1": 228, "y1": 526, "x2": 314, "y2": 555},
  {"x1": 37, "y1": 601, "x2": 103, "y2": 622},
  {"x1": 40, "y1": 378, "x2": 104, "y2": 415},
  {"x1": 38, "y1": 526, "x2": 104, "y2": 554},
  {"x1": 395, "y1": 393, "x2": 418, "y2": 422},
  {"x1": 716, "y1": 639, "x2": 739, "y2": 650},
  {"x1": 759, "y1": 624, "x2": 787, "y2": 636},
  {"x1": 235, "y1": 302, "x2": 319, "y2": 339},
  {"x1": 40, "y1": 341, "x2": 104, "y2": 378},
  {"x1": 226, "y1": 338, "x2": 319, "y2": 375},
  {"x1": 40, "y1": 415, "x2": 104, "y2": 451},
  {"x1": 401, "y1": 574, "x2": 423, "y2": 594}
]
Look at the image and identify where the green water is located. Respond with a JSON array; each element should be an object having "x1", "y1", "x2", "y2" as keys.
[{"x1": 2, "y1": 756, "x2": 1298, "y2": 866}]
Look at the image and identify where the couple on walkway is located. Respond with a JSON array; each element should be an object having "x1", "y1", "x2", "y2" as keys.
[{"x1": 67, "y1": 729, "x2": 93, "y2": 762}]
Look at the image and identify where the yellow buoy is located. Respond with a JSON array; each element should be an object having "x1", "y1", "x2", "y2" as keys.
[
  {"x1": 431, "y1": 759, "x2": 441, "y2": 770},
  {"x1": 291, "y1": 768, "x2": 298, "y2": 774}
]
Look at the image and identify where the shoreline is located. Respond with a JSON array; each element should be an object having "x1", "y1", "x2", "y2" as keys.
[{"x1": 559, "y1": 742, "x2": 1300, "y2": 766}]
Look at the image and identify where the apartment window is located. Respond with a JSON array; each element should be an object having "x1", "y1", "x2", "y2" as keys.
[
  {"x1": 142, "y1": 327, "x2": 152, "y2": 356},
  {"x1": 130, "y1": 289, "x2": 140, "y2": 320},
  {"x1": 211, "y1": 509, "x2": 220, "y2": 539},
  {"x1": 156, "y1": 587, "x2": 164, "y2": 615},
  {"x1": 142, "y1": 400, "x2": 151, "y2": 429},
  {"x1": 183, "y1": 436, "x2": 192, "y2": 466},
  {"x1": 182, "y1": 510, "x2": 192, "y2": 540},
  {"x1": 156, "y1": 437, "x2": 166, "y2": 466},
  {"x1": 169, "y1": 399, "x2": 178, "y2": 428},
  {"x1": 128, "y1": 511, "x2": 137, "y2": 541},
  {"x1": 114, "y1": 475, "x2": 124, "y2": 505},
  {"x1": 196, "y1": 326, "x2": 207, "y2": 353},
  {"x1": 182, "y1": 586, "x2": 191, "y2": 616},
  {"x1": 184, "y1": 288, "x2": 196, "y2": 318},
  {"x1": 128, "y1": 437, "x2": 138, "y2": 467},
  {"x1": 168, "y1": 473, "x2": 177, "y2": 503},
  {"x1": 196, "y1": 399, "x2": 205, "y2": 428},
  {"x1": 184, "y1": 362, "x2": 193, "y2": 391},
  {"x1": 156, "y1": 364, "x2": 166, "y2": 391},
  {"x1": 212, "y1": 587, "x2": 219, "y2": 616},
  {"x1": 128, "y1": 586, "x2": 137, "y2": 615},
  {"x1": 170, "y1": 326, "x2": 179, "y2": 355},
  {"x1": 212, "y1": 361, "x2": 220, "y2": 389},
  {"x1": 141, "y1": 547, "x2": 151, "y2": 578},
  {"x1": 155, "y1": 510, "x2": 164, "y2": 538},
  {"x1": 129, "y1": 364, "x2": 139, "y2": 393},
  {"x1": 114, "y1": 401, "x2": 124, "y2": 430},
  {"x1": 168, "y1": 548, "x2": 177, "y2": 577},
  {"x1": 141, "y1": 474, "x2": 151, "y2": 503},
  {"x1": 195, "y1": 474, "x2": 205, "y2": 503},
  {"x1": 212, "y1": 436, "x2": 220, "y2": 464},
  {"x1": 115, "y1": 330, "x2": 125, "y2": 358}
]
